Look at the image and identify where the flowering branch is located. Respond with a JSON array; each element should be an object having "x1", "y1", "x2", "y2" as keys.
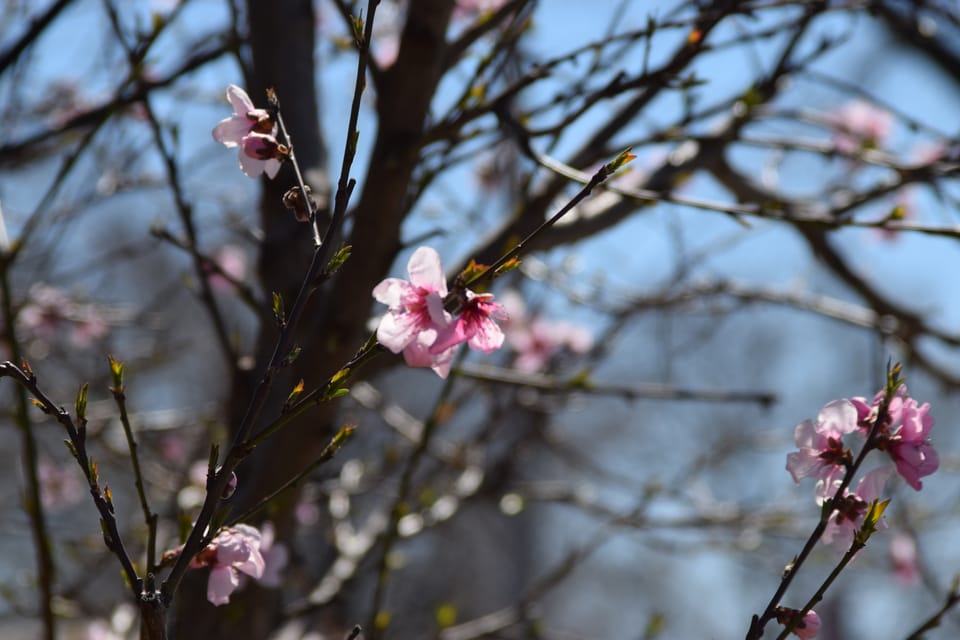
[
  {"x1": 161, "y1": 0, "x2": 382, "y2": 607},
  {"x1": 748, "y1": 362, "x2": 937, "y2": 639}
]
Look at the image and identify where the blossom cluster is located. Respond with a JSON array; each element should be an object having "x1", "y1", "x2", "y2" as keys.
[
  {"x1": 372, "y1": 246, "x2": 506, "y2": 378},
  {"x1": 18, "y1": 283, "x2": 109, "y2": 349},
  {"x1": 786, "y1": 385, "x2": 938, "y2": 552},
  {"x1": 212, "y1": 85, "x2": 285, "y2": 179},
  {"x1": 499, "y1": 290, "x2": 593, "y2": 372}
]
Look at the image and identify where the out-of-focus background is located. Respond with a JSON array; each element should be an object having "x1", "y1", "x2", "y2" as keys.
[{"x1": 2, "y1": 1, "x2": 960, "y2": 638}]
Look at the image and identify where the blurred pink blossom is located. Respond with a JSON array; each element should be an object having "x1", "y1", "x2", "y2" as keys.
[
  {"x1": 38, "y1": 459, "x2": 83, "y2": 510},
  {"x1": 454, "y1": 0, "x2": 508, "y2": 20},
  {"x1": 18, "y1": 284, "x2": 109, "y2": 349},
  {"x1": 207, "y1": 245, "x2": 247, "y2": 292},
  {"x1": 18, "y1": 285, "x2": 69, "y2": 339},
  {"x1": 830, "y1": 100, "x2": 893, "y2": 155},
  {"x1": 254, "y1": 522, "x2": 288, "y2": 588},
  {"x1": 500, "y1": 290, "x2": 593, "y2": 372},
  {"x1": 889, "y1": 531, "x2": 920, "y2": 586}
]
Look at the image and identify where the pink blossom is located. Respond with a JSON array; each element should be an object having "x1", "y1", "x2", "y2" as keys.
[
  {"x1": 373, "y1": 246, "x2": 454, "y2": 377},
  {"x1": 212, "y1": 85, "x2": 283, "y2": 179},
  {"x1": 431, "y1": 290, "x2": 506, "y2": 354},
  {"x1": 18, "y1": 284, "x2": 69, "y2": 339},
  {"x1": 239, "y1": 133, "x2": 283, "y2": 179},
  {"x1": 830, "y1": 100, "x2": 893, "y2": 154},
  {"x1": 821, "y1": 467, "x2": 891, "y2": 552},
  {"x1": 889, "y1": 531, "x2": 920, "y2": 586},
  {"x1": 889, "y1": 396, "x2": 938, "y2": 489},
  {"x1": 852, "y1": 387, "x2": 938, "y2": 490},
  {"x1": 793, "y1": 610, "x2": 821, "y2": 639},
  {"x1": 188, "y1": 524, "x2": 266, "y2": 606},
  {"x1": 785, "y1": 400, "x2": 858, "y2": 484},
  {"x1": 776, "y1": 608, "x2": 820, "y2": 639}
]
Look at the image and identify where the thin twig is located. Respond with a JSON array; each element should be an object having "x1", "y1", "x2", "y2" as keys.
[
  {"x1": 0, "y1": 362, "x2": 142, "y2": 599},
  {"x1": 0, "y1": 269, "x2": 56, "y2": 639}
]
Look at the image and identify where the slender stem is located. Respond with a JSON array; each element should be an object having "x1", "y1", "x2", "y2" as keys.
[
  {"x1": 110, "y1": 376, "x2": 158, "y2": 573},
  {"x1": 904, "y1": 582, "x2": 960, "y2": 640},
  {"x1": 0, "y1": 263, "x2": 56, "y2": 640},
  {"x1": 464, "y1": 156, "x2": 627, "y2": 290},
  {"x1": 774, "y1": 541, "x2": 862, "y2": 640},
  {"x1": 226, "y1": 425, "x2": 355, "y2": 527}
]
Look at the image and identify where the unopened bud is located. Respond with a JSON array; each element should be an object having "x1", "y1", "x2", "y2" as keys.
[{"x1": 221, "y1": 471, "x2": 238, "y2": 500}]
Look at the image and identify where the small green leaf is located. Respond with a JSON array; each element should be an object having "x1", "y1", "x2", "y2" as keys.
[
  {"x1": 104, "y1": 485, "x2": 114, "y2": 512},
  {"x1": 493, "y1": 256, "x2": 521, "y2": 276},
  {"x1": 350, "y1": 15, "x2": 365, "y2": 46},
  {"x1": 282, "y1": 345, "x2": 301, "y2": 366},
  {"x1": 321, "y1": 368, "x2": 352, "y2": 401},
  {"x1": 886, "y1": 204, "x2": 906, "y2": 221},
  {"x1": 321, "y1": 424, "x2": 356, "y2": 460},
  {"x1": 607, "y1": 147, "x2": 637, "y2": 173},
  {"x1": 331, "y1": 424, "x2": 356, "y2": 449},
  {"x1": 107, "y1": 355, "x2": 125, "y2": 391},
  {"x1": 459, "y1": 259, "x2": 487, "y2": 285},
  {"x1": 283, "y1": 379, "x2": 305, "y2": 413},
  {"x1": 75, "y1": 383, "x2": 89, "y2": 421},
  {"x1": 326, "y1": 244, "x2": 352, "y2": 274},
  {"x1": 272, "y1": 292, "x2": 285, "y2": 326},
  {"x1": 328, "y1": 388, "x2": 349, "y2": 400}
]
